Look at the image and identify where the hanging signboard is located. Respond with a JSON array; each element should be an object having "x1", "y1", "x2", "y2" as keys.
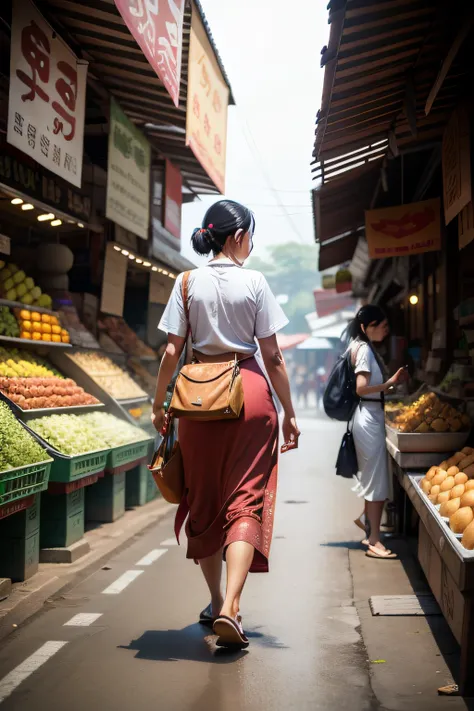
[
  {"x1": 365, "y1": 198, "x2": 441, "y2": 260},
  {"x1": 106, "y1": 99, "x2": 151, "y2": 240},
  {"x1": 7, "y1": 0, "x2": 88, "y2": 188},
  {"x1": 114, "y1": 0, "x2": 185, "y2": 108},
  {"x1": 186, "y1": 4, "x2": 229, "y2": 194},
  {"x1": 459, "y1": 201, "x2": 474, "y2": 250},
  {"x1": 163, "y1": 159, "x2": 182, "y2": 243},
  {"x1": 442, "y1": 106, "x2": 471, "y2": 225},
  {"x1": 100, "y1": 243, "x2": 128, "y2": 316}
]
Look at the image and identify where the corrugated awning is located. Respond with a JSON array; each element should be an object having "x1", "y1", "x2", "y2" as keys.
[
  {"x1": 312, "y1": 0, "x2": 470, "y2": 182},
  {"x1": 319, "y1": 232, "x2": 360, "y2": 272},
  {"x1": 312, "y1": 161, "x2": 380, "y2": 242},
  {"x1": 38, "y1": 0, "x2": 233, "y2": 196}
]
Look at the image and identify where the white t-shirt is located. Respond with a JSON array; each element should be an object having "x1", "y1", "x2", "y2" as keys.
[
  {"x1": 351, "y1": 340, "x2": 384, "y2": 405},
  {"x1": 159, "y1": 259, "x2": 289, "y2": 356}
]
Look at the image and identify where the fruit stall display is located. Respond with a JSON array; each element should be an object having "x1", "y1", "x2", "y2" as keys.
[
  {"x1": 127, "y1": 358, "x2": 157, "y2": 397},
  {"x1": 0, "y1": 347, "x2": 100, "y2": 411},
  {"x1": 0, "y1": 260, "x2": 52, "y2": 308},
  {"x1": 0, "y1": 401, "x2": 52, "y2": 506},
  {"x1": 28, "y1": 411, "x2": 150, "y2": 456},
  {"x1": 0, "y1": 305, "x2": 20, "y2": 338},
  {"x1": 127, "y1": 402, "x2": 154, "y2": 432},
  {"x1": 98, "y1": 316, "x2": 156, "y2": 358},
  {"x1": 386, "y1": 392, "x2": 471, "y2": 433},
  {"x1": 55, "y1": 304, "x2": 99, "y2": 349},
  {"x1": 66, "y1": 351, "x2": 147, "y2": 401},
  {"x1": 416, "y1": 447, "x2": 474, "y2": 551}
]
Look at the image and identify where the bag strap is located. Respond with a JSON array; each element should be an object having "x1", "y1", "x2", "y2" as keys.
[{"x1": 181, "y1": 271, "x2": 191, "y2": 325}]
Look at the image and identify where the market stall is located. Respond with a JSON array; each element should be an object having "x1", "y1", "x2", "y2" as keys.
[{"x1": 385, "y1": 391, "x2": 474, "y2": 695}]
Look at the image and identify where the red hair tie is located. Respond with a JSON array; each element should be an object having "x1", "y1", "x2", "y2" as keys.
[{"x1": 208, "y1": 223, "x2": 214, "y2": 229}]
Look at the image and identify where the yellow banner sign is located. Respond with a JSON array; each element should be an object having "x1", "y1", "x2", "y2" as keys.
[
  {"x1": 186, "y1": 4, "x2": 229, "y2": 193},
  {"x1": 365, "y1": 198, "x2": 441, "y2": 260}
]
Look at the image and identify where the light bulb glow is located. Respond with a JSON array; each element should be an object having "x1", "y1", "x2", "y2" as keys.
[
  {"x1": 11, "y1": 198, "x2": 23, "y2": 205},
  {"x1": 128, "y1": 254, "x2": 135, "y2": 260},
  {"x1": 50, "y1": 219, "x2": 62, "y2": 226},
  {"x1": 21, "y1": 203, "x2": 34, "y2": 211},
  {"x1": 143, "y1": 261, "x2": 151, "y2": 267},
  {"x1": 113, "y1": 245, "x2": 121, "y2": 251},
  {"x1": 409, "y1": 294, "x2": 419, "y2": 305},
  {"x1": 37, "y1": 213, "x2": 55, "y2": 222},
  {"x1": 151, "y1": 266, "x2": 158, "y2": 272},
  {"x1": 136, "y1": 258, "x2": 143, "y2": 264},
  {"x1": 77, "y1": 222, "x2": 84, "y2": 228},
  {"x1": 121, "y1": 250, "x2": 129, "y2": 256}
]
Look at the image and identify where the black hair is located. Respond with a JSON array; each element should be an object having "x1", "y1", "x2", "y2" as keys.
[
  {"x1": 346, "y1": 304, "x2": 387, "y2": 343},
  {"x1": 191, "y1": 199, "x2": 255, "y2": 257}
]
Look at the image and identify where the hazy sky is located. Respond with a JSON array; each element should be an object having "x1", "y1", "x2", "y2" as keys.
[{"x1": 181, "y1": 0, "x2": 329, "y2": 265}]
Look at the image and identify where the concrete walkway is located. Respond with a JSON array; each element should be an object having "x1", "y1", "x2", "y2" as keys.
[{"x1": 0, "y1": 417, "x2": 470, "y2": 710}]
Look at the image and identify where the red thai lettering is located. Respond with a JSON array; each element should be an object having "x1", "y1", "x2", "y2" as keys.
[{"x1": 17, "y1": 20, "x2": 50, "y2": 103}]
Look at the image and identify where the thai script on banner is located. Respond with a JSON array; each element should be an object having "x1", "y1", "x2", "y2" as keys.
[
  {"x1": 7, "y1": 0, "x2": 87, "y2": 188},
  {"x1": 365, "y1": 198, "x2": 441, "y2": 259},
  {"x1": 186, "y1": 4, "x2": 229, "y2": 194},
  {"x1": 114, "y1": 0, "x2": 185, "y2": 108}
]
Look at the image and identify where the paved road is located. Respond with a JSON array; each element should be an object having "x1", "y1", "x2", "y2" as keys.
[{"x1": 0, "y1": 419, "x2": 382, "y2": 711}]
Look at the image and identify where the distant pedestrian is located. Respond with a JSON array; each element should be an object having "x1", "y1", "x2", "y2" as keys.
[
  {"x1": 347, "y1": 305, "x2": 406, "y2": 559},
  {"x1": 152, "y1": 200, "x2": 300, "y2": 649}
]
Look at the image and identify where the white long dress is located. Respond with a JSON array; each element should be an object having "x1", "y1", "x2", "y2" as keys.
[{"x1": 350, "y1": 340, "x2": 389, "y2": 502}]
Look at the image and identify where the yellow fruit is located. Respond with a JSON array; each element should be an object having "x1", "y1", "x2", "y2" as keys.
[
  {"x1": 51, "y1": 334, "x2": 61, "y2": 343},
  {"x1": 440, "y1": 477, "x2": 455, "y2": 492},
  {"x1": 61, "y1": 335, "x2": 70, "y2": 344},
  {"x1": 432, "y1": 470, "x2": 448, "y2": 486},
  {"x1": 61, "y1": 329, "x2": 68, "y2": 336},
  {"x1": 454, "y1": 473, "x2": 468, "y2": 486},
  {"x1": 31, "y1": 312, "x2": 41, "y2": 322},
  {"x1": 32, "y1": 332, "x2": 42, "y2": 341},
  {"x1": 32, "y1": 322, "x2": 42, "y2": 333},
  {"x1": 450, "y1": 507, "x2": 474, "y2": 534},
  {"x1": 20, "y1": 331, "x2": 32, "y2": 340},
  {"x1": 451, "y1": 484, "x2": 466, "y2": 500},
  {"x1": 50, "y1": 316, "x2": 59, "y2": 326},
  {"x1": 41, "y1": 333, "x2": 52, "y2": 342},
  {"x1": 41, "y1": 322, "x2": 51, "y2": 334},
  {"x1": 41, "y1": 314, "x2": 51, "y2": 324},
  {"x1": 51, "y1": 325, "x2": 61, "y2": 335},
  {"x1": 19, "y1": 309, "x2": 31, "y2": 320},
  {"x1": 22, "y1": 320, "x2": 32, "y2": 332}
]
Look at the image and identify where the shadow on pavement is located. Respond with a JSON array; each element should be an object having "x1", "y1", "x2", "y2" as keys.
[
  {"x1": 118, "y1": 623, "x2": 288, "y2": 663},
  {"x1": 320, "y1": 540, "x2": 366, "y2": 550}
]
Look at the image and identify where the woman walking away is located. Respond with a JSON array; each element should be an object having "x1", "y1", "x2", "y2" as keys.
[
  {"x1": 152, "y1": 200, "x2": 300, "y2": 649},
  {"x1": 347, "y1": 305, "x2": 406, "y2": 560}
]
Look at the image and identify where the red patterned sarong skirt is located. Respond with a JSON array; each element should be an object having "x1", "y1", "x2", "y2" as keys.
[{"x1": 174, "y1": 357, "x2": 278, "y2": 573}]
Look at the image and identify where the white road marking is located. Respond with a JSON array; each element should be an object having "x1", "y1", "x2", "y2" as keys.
[
  {"x1": 160, "y1": 538, "x2": 178, "y2": 546},
  {"x1": 64, "y1": 613, "x2": 103, "y2": 627},
  {"x1": 0, "y1": 641, "x2": 67, "y2": 703},
  {"x1": 102, "y1": 569, "x2": 143, "y2": 595},
  {"x1": 136, "y1": 549, "x2": 168, "y2": 566}
]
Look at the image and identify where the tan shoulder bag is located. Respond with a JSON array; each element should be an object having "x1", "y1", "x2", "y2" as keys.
[{"x1": 169, "y1": 271, "x2": 245, "y2": 421}]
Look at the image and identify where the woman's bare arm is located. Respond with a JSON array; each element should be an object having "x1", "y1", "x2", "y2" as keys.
[
  {"x1": 152, "y1": 333, "x2": 186, "y2": 430},
  {"x1": 356, "y1": 368, "x2": 406, "y2": 397}
]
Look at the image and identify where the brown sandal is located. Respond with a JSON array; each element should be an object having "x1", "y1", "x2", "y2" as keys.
[
  {"x1": 366, "y1": 545, "x2": 398, "y2": 559},
  {"x1": 213, "y1": 615, "x2": 249, "y2": 649}
]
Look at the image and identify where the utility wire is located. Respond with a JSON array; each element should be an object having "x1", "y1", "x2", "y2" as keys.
[{"x1": 236, "y1": 108, "x2": 307, "y2": 244}]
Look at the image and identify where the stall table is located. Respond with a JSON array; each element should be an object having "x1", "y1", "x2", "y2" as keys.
[{"x1": 387, "y1": 440, "x2": 474, "y2": 696}]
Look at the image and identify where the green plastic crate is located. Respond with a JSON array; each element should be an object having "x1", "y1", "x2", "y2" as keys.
[
  {"x1": 0, "y1": 460, "x2": 52, "y2": 507},
  {"x1": 106, "y1": 439, "x2": 152, "y2": 469},
  {"x1": 49, "y1": 449, "x2": 109, "y2": 484}
]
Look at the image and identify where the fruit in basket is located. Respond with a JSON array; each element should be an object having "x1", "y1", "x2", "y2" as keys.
[
  {"x1": 425, "y1": 466, "x2": 439, "y2": 481},
  {"x1": 437, "y1": 491, "x2": 451, "y2": 505},
  {"x1": 432, "y1": 470, "x2": 448, "y2": 486},
  {"x1": 451, "y1": 484, "x2": 466, "y2": 499},
  {"x1": 461, "y1": 520, "x2": 474, "y2": 550},
  {"x1": 421, "y1": 479, "x2": 432, "y2": 494},
  {"x1": 0, "y1": 262, "x2": 53, "y2": 308},
  {"x1": 68, "y1": 352, "x2": 147, "y2": 400},
  {"x1": 390, "y1": 392, "x2": 471, "y2": 433},
  {"x1": 0, "y1": 306, "x2": 20, "y2": 338},
  {"x1": 28, "y1": 411, "x2": 149, "y2": 455},
  {"x1": 450, "y1": 507, "x2": 474, "y2": 534},
  {"x1": 460, "y1": 490, "x2": 474, "y2": 508},
  {"x1": 14, "y1": 309, "x2": 70, "y2": 344},
  {"x1": 0, "y1": 401, "x2": 49, "y2": 470},
  {"x1": 440, "y1": 476, "x2": 455, "y2": 492},
  {"x1": 454, "y1": 472, "x2": 468, "y2": 486},
  {"x1": 440, "y1": 498, "x2": 461, "y2": 518}
]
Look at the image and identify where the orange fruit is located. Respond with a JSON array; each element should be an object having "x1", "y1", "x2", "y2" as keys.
[
  {"x1": 50, "y1": 316, "x2": 59, "y2": 326},
  {"x1": 32, "y1": 331, "x2": 42, "y2": 341},
  {"x1": 21, "y1": 331, "x2": 31, "y2": 340},
  {"x1": 22, "y1": 320, "x2": 32, "y2": 332},
  {"x1": 61, "y1": 335, "x2": 70, "y2": 344},
  {"x1": 51, "y1": 325, "x2": 61, "y2": 335},
  {"x1": 61, "y1": 329, "x2": 68, "y2": 336},
  {"x1": 19, "y1": 309, "x2": 31, "y2": 320},
  {"x1": 31, "y1": 312, "x2": 41, "y2": 321},
  {"x1": 32, "y1": 322, "x2": 42, "y2": 333},
  {"x1": 41, "y1": 314, "x2": 51, "y2": 324},
  {"x1": 41, "y1": 333, "x2": 52, "y2": 342},
  {"x1": 41, "y1": 323, "x2": 51, "y2": 334},
  {"x1": 51, "y1": 334, "x2": 61, "y2": 343}
]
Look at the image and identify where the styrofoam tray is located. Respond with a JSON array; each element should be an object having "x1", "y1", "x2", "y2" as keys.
[
  {"x1": 409, "y1": 473, "x2": 474, "y2": 559},
  {"x1": 386, "y1": 424, "x2": 470, "y2": 453}
]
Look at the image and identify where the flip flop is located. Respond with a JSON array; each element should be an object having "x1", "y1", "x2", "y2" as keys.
[
  {"x1": 213, "y1": 615, "x2": 249, "y2": 649},
  {"x1": 361, "y1": 538, "x2": 369, "y2": 546},
  {"x1": 199, "y1": 603, "x2": 215, "y2": 627},
  {"x1": 366, "y1": 545, "x2": 398, "y2": 559}
]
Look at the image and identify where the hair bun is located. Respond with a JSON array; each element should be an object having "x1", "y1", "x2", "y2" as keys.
[{"x1": 191, "y1": 227, "x2": 213, "y2": 256}]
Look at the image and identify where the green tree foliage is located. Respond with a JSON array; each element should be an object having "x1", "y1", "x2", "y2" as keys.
[{"x1": 248, "y1": 243, "x2": 320, "y2": 333}]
